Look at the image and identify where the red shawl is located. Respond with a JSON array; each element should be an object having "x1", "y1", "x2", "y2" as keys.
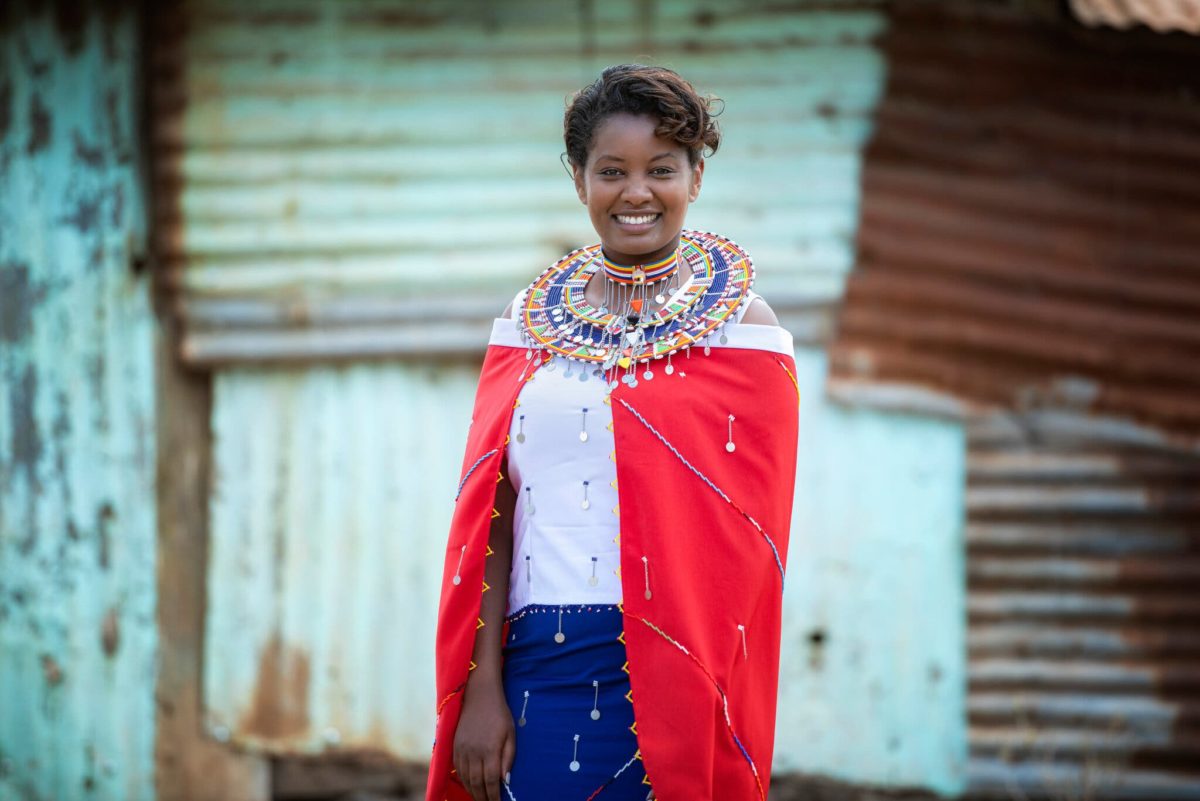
[{"x1": 429, "y1": 333, "x2": 800, "y2": 801}]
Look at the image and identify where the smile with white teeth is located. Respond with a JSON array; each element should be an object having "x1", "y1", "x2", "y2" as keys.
[{"x1": 616, "y1": 213, "x2": 659, "y2": 225}]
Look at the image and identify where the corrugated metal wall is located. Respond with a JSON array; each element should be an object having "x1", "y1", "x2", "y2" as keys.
[
  {"x1": 1070, "y1": 0, "x2": 1200, "y2": 33},
  {"x1": 828, "y1": 1, "x2": 1200, "y2": 449},
  {"x1": 151, "y1": 0, "x2": 886, "y2": 364},
  {"x1": 150, "y1": 0, "x2": 918, "y2": 779},
  {"x1": 202, "y1": 362, "x2": 481, "y2": 756},
  {"x1": 0, "y1": 6, "x2": 157, "y2": 800},
  {"x1": 966, "y1": 416, "x2": 1200, "y2": 798},
  {"x1": 828, "y1": 2, "x2": 1200, "y2": 798}
]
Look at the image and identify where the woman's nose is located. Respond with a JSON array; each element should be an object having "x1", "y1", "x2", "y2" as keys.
[{"x1": 621, "y1": 178, "x2": 653, "y2": 204}]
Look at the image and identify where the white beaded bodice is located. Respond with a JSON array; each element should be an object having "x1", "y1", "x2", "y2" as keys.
[
  {"x1": 503, "y1": 291, "x2": 762, "y2": 615},
  {"x1": 505, "y1": 355, "x2": 622, "y2": 614}
]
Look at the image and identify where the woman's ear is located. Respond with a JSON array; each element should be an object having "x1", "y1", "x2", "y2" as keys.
[
  {"x1": 689, "y1": 159, "x2": 705, "y2": 203},
  {"x1": 573, "y1": 165, "x2": 588, "y2": 205}
]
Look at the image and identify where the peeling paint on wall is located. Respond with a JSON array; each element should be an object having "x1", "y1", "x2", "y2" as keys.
[{"x1": 0, "y1": 5, "x2": 156, "y2": 801}]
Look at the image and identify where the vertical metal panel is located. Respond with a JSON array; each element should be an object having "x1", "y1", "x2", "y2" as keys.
[
  {"x1": 151, "y1": 0, "x2": 887, "y2": 364},
  {"x1": 0, "y1": 6, "x2": 157, "y2": 801},
  {"x1": 203, "y1": 362, "x2": 481, "y2": 757},
  {"x1": 774, "y1": 347, "x2": 968, "y2": 794},
  {"x1": 966, "y1": 417, "x2": 1200, "y2": 799}
]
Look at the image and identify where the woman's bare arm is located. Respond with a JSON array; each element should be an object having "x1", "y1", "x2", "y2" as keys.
[{"x1": 453, "y1": 460, "x2": 517, "y2": 801}]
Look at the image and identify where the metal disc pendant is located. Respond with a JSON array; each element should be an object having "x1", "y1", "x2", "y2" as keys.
[
  {"x1": 569, "y1": 761, "x2": 580, "y2": 772},
  {"x1": 518, "y1": 717, "x2": 527, "y2": 727},
  {"x1": 590, "y1": 709, "x2": 601, "y2": 720},
  {"x1": 563, "y1": 363, "x2": 574, "y2": 378},
  {"x1": 655, "y1": 293, "x2": 666, "y2": 304},
  {"x1": 726, "y1": 442, "x2": 736, "y2": 453},
  {"x1": 644, "y1": 590, "x2": 653, "y2": 600},
  {"x1": 516, "y1": 432, "x2": 526, "y2": 443},
  {"x1": 704, "y1": 344, "x2": 711, "y2": 356},
  {"x1": 622, "y1": 373, "x2": 636, "y2": 385},
  {"x1": 665, "y1": 364, "x2": 674, "y2": 375},
  {"x1": 544, "y1": 359, "x2": 556, "y2": 372},
  {"x1": 588, "y1": 576, "x2": 598, "y2": 586},
  {"x1": 451, "y1": 576, "x2": 461, "y2": 585},
  {"x1": 581, "y1": 500, "x2": 591, "y2": 510},
  {"x1": 578, "y1": 370, "x2": 589, "y2": 383},
  {"x1": 643, "y1": 369, "x2": 653, "y2": 380},
  {"x1": 580, "y1": 431, "x2": 589, "y2": 442},
  {"x1": 554, "y1": 632, "x2": 565, "y2": 644},
  {"x1": 720, "y1": 332, "x2": 729, "y2": 344}
]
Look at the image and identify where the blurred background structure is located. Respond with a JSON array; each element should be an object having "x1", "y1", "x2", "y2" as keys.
[{"x1": 1, "y1": 1, "x2": 1198, "y2": 800}]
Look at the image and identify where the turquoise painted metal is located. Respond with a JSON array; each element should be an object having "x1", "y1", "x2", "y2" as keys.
[
  {"x1": 776, "y1": 347, "x2": 968, "y2": 795},
  {"x1": 204, "y1": 362, "x2": 482, "y2": 756},
  {"x1": 0, "y1": 6, "x2": 156, "y2": 801},
  {"x1": 157, "y1": 0, "x2": 886, "y2": 363}
]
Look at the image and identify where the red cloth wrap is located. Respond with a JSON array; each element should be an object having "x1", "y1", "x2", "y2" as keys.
[{"x1": 428, "y1": 342, "x2": 799, "y2": 801}]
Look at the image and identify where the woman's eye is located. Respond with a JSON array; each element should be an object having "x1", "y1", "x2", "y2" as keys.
[
  {"x1": 599, "y1": 168, "x2": 622, "y2": 177},
  {"x1": 652, "y1": 168, "x2": 675, "y2": 176}
]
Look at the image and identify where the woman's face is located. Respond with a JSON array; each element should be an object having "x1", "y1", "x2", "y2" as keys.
[{"x1": 574, "y1": 113, "x2": 704, "y2": 266}]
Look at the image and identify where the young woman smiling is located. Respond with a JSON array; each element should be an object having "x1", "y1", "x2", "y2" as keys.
[{"x1": 429, "y1": 65, "x2": 800, "y2": 801}]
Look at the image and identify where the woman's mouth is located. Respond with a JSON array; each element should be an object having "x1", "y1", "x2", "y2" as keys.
[{"x1": 614, "y1": 213, "x2": 661, "y2": 230}]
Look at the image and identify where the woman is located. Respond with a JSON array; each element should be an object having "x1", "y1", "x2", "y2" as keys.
[{"x1": 428, "y1": 65, "x2": 800, "y2": 801}]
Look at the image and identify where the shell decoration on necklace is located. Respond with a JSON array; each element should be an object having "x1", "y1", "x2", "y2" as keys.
[{"x1": 516, "y1": 230, "x2": 754, "y2": 368}]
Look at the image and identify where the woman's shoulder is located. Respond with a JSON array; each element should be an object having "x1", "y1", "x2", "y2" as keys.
[{"x1": 737, "y1": 292, "x2": 779, "y2": 326}]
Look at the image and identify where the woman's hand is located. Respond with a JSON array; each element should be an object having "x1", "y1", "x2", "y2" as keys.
[{"x1": 453, "y1": 673, "x2": 516, "y2": 801}]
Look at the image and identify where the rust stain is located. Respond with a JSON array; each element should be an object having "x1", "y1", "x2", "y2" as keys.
[
  {"x1": 41, "y1": 653, "x2": 63, "y2": 686},
  {"x1": 100, "y1": 607, "x2": 119, "y2": 657},
  {"x1": 238, "y1": 633, "x2": 311, "y2": 740}
]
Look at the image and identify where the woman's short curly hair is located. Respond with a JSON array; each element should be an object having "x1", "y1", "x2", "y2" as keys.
[{"x1": 564, "y1": 64, "x2": 722, "y2": 169}]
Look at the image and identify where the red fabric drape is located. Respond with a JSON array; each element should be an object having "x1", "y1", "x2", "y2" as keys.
[{"x1": 429, "y1": 342, "x2": 799, "y2": 801}]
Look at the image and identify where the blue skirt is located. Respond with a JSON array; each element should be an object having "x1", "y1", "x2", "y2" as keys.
[{"x1": 502, "y1": 605, "x2": 649, "y2": 800}]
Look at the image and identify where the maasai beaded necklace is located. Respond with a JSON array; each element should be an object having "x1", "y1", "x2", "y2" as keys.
[
  {"x1": 516, "y1": 230, "x2": 755, "y2": 390},
  {"x1": 599, "y1": 248, "x2": 683, "y2": 331}
]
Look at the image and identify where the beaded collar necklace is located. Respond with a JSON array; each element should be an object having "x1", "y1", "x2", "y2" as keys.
[
  {"x1": 515, "y1": 230, "x2": 755, "y2": 390},
  {"x1": 601, "y1": 250, "x2": 679, "y2": 286}
]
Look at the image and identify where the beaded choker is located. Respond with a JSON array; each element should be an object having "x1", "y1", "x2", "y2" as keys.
[
  {"x1": 602, "y1": 251, "x2": 679, "y2": 286},
  {"x1": 515, "y1": 230, "x2": 755, "y2": 390}
]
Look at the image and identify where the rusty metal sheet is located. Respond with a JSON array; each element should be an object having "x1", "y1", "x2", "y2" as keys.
[
  {"x1": 1070, "y1": 0, "x2": 1200, "y2": 33},
  {"x1": 828, "y1": 1, "x2": 1200, "y2": 449},
  {"x1": 150, "y1": 0, "x2": 887, "y2": 365},
  {"x1": 965, "y1": 414, "x2": 1200, "y2": 798},
  {"x1": 201, "y1": 361, "x2": 484, "y2": 758}
]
